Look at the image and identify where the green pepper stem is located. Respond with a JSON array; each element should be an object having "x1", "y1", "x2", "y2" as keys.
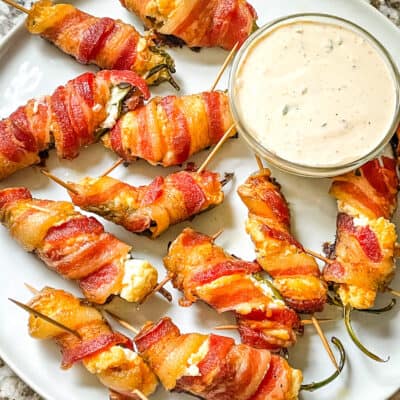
[
  {"x1": 327, "y1": 291, "x2": 395, "y2": 315},
  {"x1": 357, "y1": 298, "x2": 396, "y2": 315},
  {"x1": 146, "y1": 47, "x2": 180, "y2": 90},
  {"x1": 253, "y1": 273, "x2": 284, "y2": 301},
  {"x1": 344, "y1": 304, "x2": 389, "y2": 362},
  {"x1": 220, "y1": 172, "x2": 234, "y2": 187},
  {"x1": 327, "y1": 292, "x2": 343, "y2": 307},
  {"x1": 252, "y1": 21, "x2": 260, "y2": 34},
  {"x1": 300, "y1": 336, "x2": 346, "y2": 392}
]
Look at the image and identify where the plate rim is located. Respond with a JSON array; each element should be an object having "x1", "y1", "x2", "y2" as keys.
[{"x1": 0, "y1": 1, "x2": 399, "y2": 400}]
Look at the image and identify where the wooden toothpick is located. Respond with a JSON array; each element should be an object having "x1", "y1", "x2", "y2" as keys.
[
  {"x1": 9, "y1": 298, "x2": 82, "y2": 339},
  {"x1": 1, "y1": 0, "x2": 29, "y2": 14},
  {"x1": 41, "y1": 170, "x2": 79, "y2": 195},
  {"x1": 305, "y1": 248, "x2": 334, "y2": 265},
  {"x1": 311, "y1": 315, "x2": 339, "y2": 370},
  {"x1": 133, "y1": 390, "x2": 149, "y2": 400},
  {"x1": 211, "y1": 229, "x2": 224, "y2": 241},
  {"x1": 213, "y1": 318, "x2": 337, "y2": 331},
  {"x1": 210, "y1": 42, "x2": 240, "y2": 92},
  {"x1": 388, "y1": 287, "x2": 400, "y2": 298},
  {"x1": 139, "y1": 275, "x2": 172, "y2": 305},
  {"x1": 255, "y1": 154, "x2": 265, "y2": 171},
  {"x1": 105, "y1": 310, "x2": 139, "y2": 335},
  {"x1": 24, "y1": 283, "x2": 39, "y2": 295},
  {"x1": 101, "y1": 159, "x2": 124, "y2": 177},
  {"x1": 198, "y1": 124, "x2": 236, "y2": 173}
]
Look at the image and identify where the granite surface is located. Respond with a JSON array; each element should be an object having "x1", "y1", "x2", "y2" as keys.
[{"x1": 0, "y1": 0, "x2": 400, "y2": 399}]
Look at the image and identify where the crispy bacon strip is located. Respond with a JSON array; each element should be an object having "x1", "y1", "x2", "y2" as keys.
[
  {"x1": 323, "y1": 156, "x2": 398, "y2": 309},
  {"x1": 135, "y1": 317, "x2": 302, "y2": 400},
  {"x1": 237, "y1": 169, "x2": 327, "y2": 313},
  {"x1": 102, "y1": 91, "x2": 236, "y2": 167},
  {"x1": 164, "y1": 228, "x2": 301, "y2": 351},
  {"x1": 0, "y1": 187, "x2": 157, "y2": 304},
  {"x1": 25, "y1": 0, "x2": 176, "y2": 86},
  {"x1": 119, "y1": 0, "x2": 258, "y2": 50},
  {"x1": 0, "y1": 70, "x2": 149, "y2": 180},
  {"x1": 28, "y1": 287, "x2": 158, "y2": 398},
  {"x1": 67, "y1": 167, "x2": 225, "y2": 238}
]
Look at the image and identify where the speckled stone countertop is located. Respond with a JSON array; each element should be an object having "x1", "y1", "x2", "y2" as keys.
[{"x1": 0, "y1": 1, "x2": 400, "y2": 399}]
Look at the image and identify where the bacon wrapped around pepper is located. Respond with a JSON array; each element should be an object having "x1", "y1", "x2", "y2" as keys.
[
  {"x1": 323, "y1": 156, "x2": 398, "y2": 310},
  {"x1": 164, "y1": 228, "x2": 302, "y2": 351},
  {"x1": 102, "y1": 91, "x2": 236, "y2": 167},
  {"x1": 0, "y1": 70, "x2": 149, "y2": 180},
  {"x1": 135, "y1": 317, "x2": 302, "y2": 400},
  {"x1": 25, "y1": 0, "x2": 177, "y2": 87},
  {"x1": 0, "y1": 188, "x2": 159, "y2": 304},
  {"x1": 65, "y1": 167, "x2": 229, "y2": 238},
  {"x1": 119, "y1": 0, "x2": 258, "y2": 50},
  {"x1": 27, "y1": 287, "x2": 158, "y2": 399},
  {"x1": 237, "y1": 168, "x2": 327, "y2": 314}
]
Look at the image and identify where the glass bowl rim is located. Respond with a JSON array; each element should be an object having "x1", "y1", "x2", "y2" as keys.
[{"x1": 228, "y1": 12, "x2": 400, "y2": 178}]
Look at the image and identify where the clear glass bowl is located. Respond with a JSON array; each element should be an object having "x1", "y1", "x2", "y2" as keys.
[{"x1": 228, "y1": 14, "x2": 400, "y2": 178}]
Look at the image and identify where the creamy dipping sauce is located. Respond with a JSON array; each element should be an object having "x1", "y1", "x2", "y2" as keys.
[{"x1": 233, "y1": 20, "x2": 398, "y2": 168}]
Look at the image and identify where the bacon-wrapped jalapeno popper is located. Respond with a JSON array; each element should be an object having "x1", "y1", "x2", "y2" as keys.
[
  {"x1": 135, "y1": 317, "x2": 302, "y2": 400},
  {"x1": 323, "y1": 156, "x2": 398, "y2": 310},
  {"x1": 0, "y1": 70, "x2": 149, "y2": 180},
  {"x1": 63, "y1": 167, "x2": 230, "y2": 238},
  {"x1": 164, "y1": 228, "x2": 301, "y2": 351},
  {"x1": 25, "y1": 0, "x2": 177, "y2": 87},
  {"x1": 102, "y1": 91, "x2": 236, "y2": 167},
  {"x1": 0, "y1": 188, "x2": 159, "y2": 304},
  {"x1": 27, "y1": 287, "x2": 158, "y2": 399},
  {"x1": 119, "y1": 0, "x2": 258, "y2": 50},
  {"x1": 237, "y1": 168, "x2": 328, "y2": 314}
]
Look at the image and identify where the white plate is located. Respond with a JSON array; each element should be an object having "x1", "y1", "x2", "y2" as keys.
[{"x1": 0, "y1": 1, "x2": 399, "y2": 399}]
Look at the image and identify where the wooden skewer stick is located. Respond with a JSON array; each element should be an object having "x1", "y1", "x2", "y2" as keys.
[
  {"x1": 305, "y1": 248, "x2": 334, "y2": 265},
  {"x1": 9, "y1": 298, "x2": 82, "y2": 339},
  {"x1": 213, "y1": 325, "x2": 239, "y2": 331},
  {"x1": 25, "y1": 283, "x2": 39, "y2": 295},
  {"x1": 394, "y1": 243, "x2": 400, "y2": 258},
  {"x1": 198, "y1": 124, "x2": 236, "y2": 174},
  {"x1": 139, "y1": 275, "x2": 172, "y2": 305},
  {"x1": 254, "y1": 155, "x2": 339, "y2": 371},
  {"x1": 1, "y1": 0, "x2": 29, "y2": 14},
  {"x1": 211, "y1": 229, "x2": 224, "y2": 241},
  {"x1": 388, "y1": 287, "x2": 400, "y2": 298},
  {"x1": 302, "y1": 318, "x2": 338, "y2": 326},
  {"x1": 133, "y1": 390, "x2": 149, "y2": 400},
  {"x1": 41, "y1": 170, "x2": 79, "y2": 195},
  {"x1": 105, "y1": 310, "x2": 139, "y2": 335},
  {"x1": 210, "y1": 42, "x2": 240, "y2": 92},
  {"x1": 195, "y1": 44, "x2": 239, "y2": 175},
  {"x1": 101, "y1": 158, "x2": 124, "y2": 177},
  {"x1": 255, "y1": 154, "x2": 265, "y2": 171},
  {"x1": 311, "y1": 316, "x2": 339, "y2": 370},
  {"x1": 214, "y1": 318, "x2": 338, "y2": 330}
]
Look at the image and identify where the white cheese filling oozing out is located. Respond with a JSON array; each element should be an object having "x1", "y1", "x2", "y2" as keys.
[
  {"x1": 100, "y1": 85, "x2": 132, "y2": 130},
  {"x1": 84, "y1": 346, "x2": 139, "y2": 374},
  {"x1": 183, "y1": 339, "x2": 210, "y2": 377},
  {"x1": 250, "y1": 276, "x2": 285, "y2": 307},
  {"x1": 120, "y1": 259, "x2": 158, "y2": 303}
]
